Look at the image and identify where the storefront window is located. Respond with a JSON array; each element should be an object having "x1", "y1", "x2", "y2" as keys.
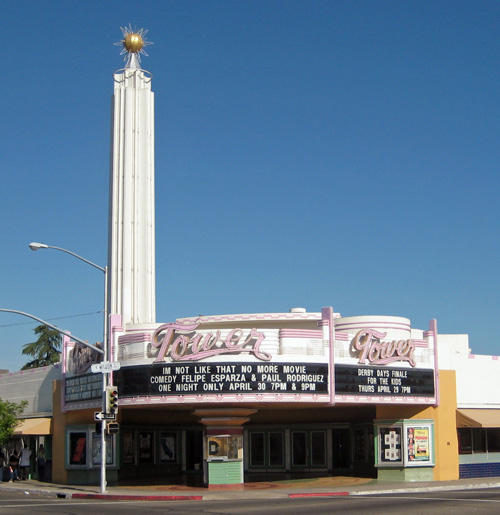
[
  {"x1": 458, "y1": 428, "x2": 472, "y2": 454},
  {"x1": 486, "y1": 429, "x2": 500, "y2": 452},
  {"x1": 473, "y1": 428, "x2": 486, "y2": 453}
]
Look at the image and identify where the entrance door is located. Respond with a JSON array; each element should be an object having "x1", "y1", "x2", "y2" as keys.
[
  {"x1": 291, "y1": 430, "x2": 327, "y2": 470},
  {"x1": 332, "y1": 428, "x2": 351, "y2": 470},
  {"x1": 185, "y1": 430, "x2": 203, "y2": 472}
]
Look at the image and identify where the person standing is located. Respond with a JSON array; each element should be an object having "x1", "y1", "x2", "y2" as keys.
[
  {"x1": 0, "y1": 449, "x2": 5, "y2": 482},
  {"x1": 19, "y1": 445, "x2": 32, "y2": 480},
  {"x1": 8, "y1": 450, "x2": 20, "y2": 481},
  {"x1": 37, "y1": 444, "x2": 45, "y2": 481}
]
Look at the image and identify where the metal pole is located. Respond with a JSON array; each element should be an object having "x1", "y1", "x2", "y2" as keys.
[
  {"x1": 100, "y1": 265, "x2": 109, "y2": 493},
  {"x1": 0, "y1": 309, "x2": 103, "y2": 355}
]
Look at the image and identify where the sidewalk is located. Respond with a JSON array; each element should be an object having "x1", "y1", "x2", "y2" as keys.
[{"x1": 2, "y1": 475, "x2": 500, "y2": 501}]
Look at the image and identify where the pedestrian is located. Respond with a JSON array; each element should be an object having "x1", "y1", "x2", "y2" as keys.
[
  {"x1": 8, "y1": 450, "x2": 20, "y2": 481},
  {"x1": 0, "y1": 448, "x2": 5, "y2": 482},
  {"x1": 19, "y1": 444, "x2": 32, "y2": 480},
  {"x1": 37, "y1": 444, "x2": 45, "y2": 481}
]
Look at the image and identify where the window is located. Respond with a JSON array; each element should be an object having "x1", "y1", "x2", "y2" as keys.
[
  {"x1": 458, "y1": 428, "x2": 472, "y2": 454},
  {"x1": 69, "y1": 432, "x2": 87, "y2": 466},
  {"x1": 487, "y1": 429, "x2": 500, "y2": 452}
]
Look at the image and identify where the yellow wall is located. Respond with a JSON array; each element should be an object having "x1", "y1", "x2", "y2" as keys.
[
  {"x1": 52, "y1": 380, "x2": 67, "y2": 484},
  {"x1": 52, "y1": 380, "x2": 99, "y2": 484},
  {"x1": 376, "y1": 369, "x2": 459, "y2": 480}
]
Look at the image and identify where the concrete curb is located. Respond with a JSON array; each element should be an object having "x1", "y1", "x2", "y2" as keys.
[
  {"x1": 72, "y1": 493, "x2": 203, "y2": 501},
  {"x1": 2, "y1": 479, "x2": 500, "y2": 502}
]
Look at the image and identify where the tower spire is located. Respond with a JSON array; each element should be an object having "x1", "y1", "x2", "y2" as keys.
[{"x1": 108, "y1": 26, "x2": 156, "y2": 326}]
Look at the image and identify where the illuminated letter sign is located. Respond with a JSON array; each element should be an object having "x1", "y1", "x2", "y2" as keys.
[{"x1": 151, "y1": 322, "x2": 271, "y2": 363}]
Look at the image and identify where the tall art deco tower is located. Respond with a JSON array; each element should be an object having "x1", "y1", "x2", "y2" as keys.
[{"x1": 108, "y1": 26, "x2": 156, "y2": 326}]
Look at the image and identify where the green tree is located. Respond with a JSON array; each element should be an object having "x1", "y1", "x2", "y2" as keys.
[
  {"x1": 0, "y1": 398, "x2": 27, "y2": 446},
  {"x1": 21, "y1": 324, "x2": 62, "y2": 369}
]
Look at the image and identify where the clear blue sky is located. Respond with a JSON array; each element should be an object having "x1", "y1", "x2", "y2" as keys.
[{"x1": 1, "y1": 1, "x2": 500, "y2": 372}]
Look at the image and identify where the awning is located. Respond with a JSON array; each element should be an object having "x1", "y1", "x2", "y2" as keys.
[
  {"x1": 457, "y1": 409, "x2": 500, "y2": 428},
  {"x1": 14, "y1": 418, "x2": 52, "y2": 435}
]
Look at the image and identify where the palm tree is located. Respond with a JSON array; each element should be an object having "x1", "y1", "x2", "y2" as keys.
[{"x1": 21, "y1": 325, "x2": 62, "y2": 369}]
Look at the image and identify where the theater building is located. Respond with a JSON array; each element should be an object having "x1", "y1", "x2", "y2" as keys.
[{"x1": 18, "y1": 29, "x2": 500, "y2": 488}]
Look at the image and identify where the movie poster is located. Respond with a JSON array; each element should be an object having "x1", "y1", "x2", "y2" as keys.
[{"x1": 407, "y1": 427, "x2": 430, "y2": 462}]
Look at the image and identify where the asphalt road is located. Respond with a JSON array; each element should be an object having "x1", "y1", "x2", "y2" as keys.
[{"x1": 1, "y1": 488, "x2": 500, "y2": 514}]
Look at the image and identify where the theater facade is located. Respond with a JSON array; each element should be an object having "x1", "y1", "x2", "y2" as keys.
[{"x1": 55, "y1": 307, "x2": 462, "y2": 487}]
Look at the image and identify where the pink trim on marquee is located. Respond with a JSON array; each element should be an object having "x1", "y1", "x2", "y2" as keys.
[
  {"x1": 279, "y1": 329, "x2": 322, "y2": 339},
  {"x1": 335, "y1": 321, "x2": 411, "y2": 331}
]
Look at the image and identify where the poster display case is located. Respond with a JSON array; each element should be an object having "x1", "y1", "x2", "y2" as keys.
[{"x1": 375, "y1": 420, "x2": 434, "y2": 468}]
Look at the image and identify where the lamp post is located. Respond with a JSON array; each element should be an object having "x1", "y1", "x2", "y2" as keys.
[{"x1": 29, "y1": 242, "x2": 110, "y2": 493}]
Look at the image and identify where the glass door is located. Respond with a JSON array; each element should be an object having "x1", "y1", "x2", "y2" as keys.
[{"x1": 291, "y1": 430, "x2": 326, "y2": 470}]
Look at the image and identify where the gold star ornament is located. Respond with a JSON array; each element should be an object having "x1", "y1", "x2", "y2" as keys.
[{"x1": 115, "y1": 24, "x2": 153, "y2": 64}]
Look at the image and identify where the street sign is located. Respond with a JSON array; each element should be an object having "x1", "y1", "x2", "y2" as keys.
[
  {"x1": 94, "y1": 411, "x2": 117, "y2": 421},
  {"x1": 91, "y1": 361, "x2": 121, "y2": 374}
]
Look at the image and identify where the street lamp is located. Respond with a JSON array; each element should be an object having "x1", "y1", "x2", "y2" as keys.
[{"x1": 29, "y1": 242, "x2": 110, "y2": 493}]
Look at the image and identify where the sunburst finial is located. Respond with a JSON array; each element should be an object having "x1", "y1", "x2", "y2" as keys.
[{"x1": 114, "y1": 24, "x2": 153, "y2": 68}]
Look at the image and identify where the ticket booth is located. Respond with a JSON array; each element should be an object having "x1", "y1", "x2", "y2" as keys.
[
  {"x1": 206, "y1": 432, "x2": 244, "y2": 487},
  {"x1": 194, "y1": 408, "x2": 256, "y2": 489}
]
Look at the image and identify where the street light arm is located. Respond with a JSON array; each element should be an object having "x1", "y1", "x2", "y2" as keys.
[
  {"x1": 29, "y1": 243, "x2": 105, "y2": 273},
  {"x1": 0, "y1": 308, "x2": 104, "y2": 355}
]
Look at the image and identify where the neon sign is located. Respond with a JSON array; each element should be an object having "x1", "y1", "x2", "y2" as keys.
[
  {"x1": 352, "y1": 329, "x2": 416, "y2": 367},
  {"x1": 151, "y1": 322, "x2": 271, "y2": 362}
]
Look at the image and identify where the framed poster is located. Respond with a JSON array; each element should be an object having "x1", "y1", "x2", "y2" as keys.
[
  {"x1": 122, "y1": 432, "x2": 135, "y2": 464},
  {"x1": 139, "y1": 431, "x2": 154, "y2": 463},
  {"x1": 378, "y1": 426, "x2": 403, "y2": 465},
  {"x1": 406, "y1": 425, "x2": 433, "y2": 465},
  {"x1": 69, "y1": 432, "x2": 87, "y2": 466},
  {"x1": 160, "y1": 432, "x2": 176, "y2": 462},
  {"x1": 92, "y1": 433, "x2": 113, "y2": 466}
]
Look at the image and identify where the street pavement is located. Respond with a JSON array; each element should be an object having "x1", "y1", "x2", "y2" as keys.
[{"x1": 2, "y1": 475, "x2": 500, "y2": 501}]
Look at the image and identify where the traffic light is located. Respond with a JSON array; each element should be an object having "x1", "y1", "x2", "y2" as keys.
[{"x1": 106, "y1": 385, "x2": 119, "y2": 415}]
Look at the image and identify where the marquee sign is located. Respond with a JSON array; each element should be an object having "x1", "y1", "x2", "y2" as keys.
[
  {"x1": 115, "y1": 362, "x2": 328, "y2": 397},
  {"x1": 335, "y1": 364, "x2": 434, "y2": 397}
]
